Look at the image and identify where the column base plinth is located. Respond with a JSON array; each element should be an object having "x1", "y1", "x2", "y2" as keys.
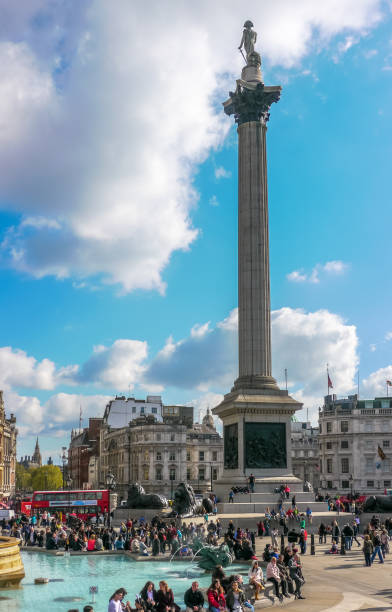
[{"x1": 232, "y1": 374, "x2": 279, "y2": 392}]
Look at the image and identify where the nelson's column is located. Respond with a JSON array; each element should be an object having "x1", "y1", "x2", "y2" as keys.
[{"x1": 213, "y1": 21, "x2": 302, "y2": 494}]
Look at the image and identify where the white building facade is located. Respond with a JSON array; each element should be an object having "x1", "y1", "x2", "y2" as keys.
[
  {"x1": 319, "y1": 394, "x2": 392, "y2": 496},
  {"x1": 291, "y1": 421, "x2": 319, "y2": 489}
]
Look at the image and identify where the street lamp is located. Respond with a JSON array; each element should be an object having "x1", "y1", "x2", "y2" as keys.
[
  {"x1": 61, "y1": 447, "x2": 67, "y2": 490},
  {"x1": 106, "y1": 472, "x2": 116, "y2": 527}
]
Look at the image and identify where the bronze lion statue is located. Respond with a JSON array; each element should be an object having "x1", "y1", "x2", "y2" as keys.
[
  {"x1": 124, "y1": 483, "x2": 168, "y2": 509},
  {"x1": 170, "y1": 482, "x2": 197, "y2": 516}
]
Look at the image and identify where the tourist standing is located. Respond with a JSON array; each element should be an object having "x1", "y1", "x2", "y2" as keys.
[
  {"x1": 362, "y1": 535, "x2": 373, "y2": 567},
  {"x1": 370, "y1": 532, "x2": 384, "y2": 564},
  {"x1": 248, "y1": 474, "x2": 255, "y2": 493}
]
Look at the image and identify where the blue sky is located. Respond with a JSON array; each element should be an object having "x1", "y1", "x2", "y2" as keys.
[{"x1": 0, "y1": 0, "x2": 391, "y2": 461}]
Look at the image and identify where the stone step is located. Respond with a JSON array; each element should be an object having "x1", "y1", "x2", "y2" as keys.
[
  {"x1": 247, "y1": 492, "x2": 315, "y2": 503},
  {"x1": 217, "y1": 501, "x2": 329, "y2": 514}
]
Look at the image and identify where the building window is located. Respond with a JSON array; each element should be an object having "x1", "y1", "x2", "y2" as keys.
[
  {"x1": 186, "y1": 451, "x2": 191, "y2": 461},
  {"x1": 152, "y1": 407, "x2": 157, "y2": 414},
  {"x1": 327, "y1": 458, "x2": 333, "y2": 473},
  {"x1": 382, "y1": 459, "x2": 391, "y2": 472},
  {"x1": 140, "y1": 406, "x2": 145, "y2": 414},
  {"x1": 327, "y1": 422, "x2": 332, "y2": 433},
  {"x1": 156, "y1": 467, "x2": 162, "y2": 480},
  {"x1": 365, "y1": 422, "x2": 373, "y2": 433},
  {"x1": 366, "y1": 480, "x2": 374, "y2": 488},
  {"x1": 383, "y1": 440, "x2": 390, "y2": 448},
  {"x1": 132, "y1": 406, "x2": 136, "y2": 413},
  {"x1": 212, "y1": 468, "x2": 218, "y2": 480},
  {"x1": 169, "y1": 468, "x2": 176, "y2": 481},
  {"x1": 327, "y1": 480, "x2": 333, "y2": 488},
  {"x1": 199, "y1": 467, "x2": 205, "y2": 481},
  {"x1": 170, "y1": 434, "x2": 175, "y2": 442},
  {"x1": 341, "y1": 480, "x2": 349, "y2": 489},
  {"x1": 143, "y1": 468, "x2": 149, "y2": 480},
  {"x1": 187, "y1": 468, "x2": 191, "y2": 481},
  {"x1": 319, "y1": 460, "x2": 322, "y2": 473},
  {"x1": 341, "y1": 458, "x2": 349, "y2": 473},
  {"x1": 341, "y1": 440, "x2": 349, "y2": 449},
  {"x1": 365, "y1": 458, "x2": 373, "y2": 472},
  {"x1": 212, "y1": 451, "x2": 217, "y2": 461},
  {"x1": 340, "y1": 421, "x2": 348, "y2": 433},
  {"x1": 169, "y1": 451, "x2": 176, "y2": 461},
  {"x1": 382, "y1": 421, "x2": 389, "y2": 432},
  {"x1": 326, "y1": 442, "x2": 332, "y2": 449},
  {"x1": 156, "y1": 433, "x2": 161, "y2": 441},
  {"x1": 365, "y1": 440, "x2": 373, "y2": 449},
  {"x1": 156, "y1": 452, "x2": 161, "y2": 461},
  {"x1": 319, "y1": 424, "x2": 322, "y2": 434},
  {"x1": 199, "y1": 451, "x2": 205, "y2": 461},
  {"x1": 383, "y1": 480, "x2": 391, "y2": 488}
]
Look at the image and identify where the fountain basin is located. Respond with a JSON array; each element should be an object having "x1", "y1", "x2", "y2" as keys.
[{"x1": 0, "y1": 537, "x2": 25, "y2": 588}]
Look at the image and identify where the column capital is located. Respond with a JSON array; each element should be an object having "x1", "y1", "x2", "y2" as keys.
[{"x1": 223, "y1": 82, "x2": 281, "y2": 125}]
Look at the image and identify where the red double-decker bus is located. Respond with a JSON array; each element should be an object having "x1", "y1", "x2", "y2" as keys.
[{"x1": 31, "y1": 489, "x2": 110, "y2": 519}]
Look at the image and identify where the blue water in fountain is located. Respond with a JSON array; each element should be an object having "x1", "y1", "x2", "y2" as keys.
[{"x1": 0, "y1": 552, "x2": 249, "y2": 612}]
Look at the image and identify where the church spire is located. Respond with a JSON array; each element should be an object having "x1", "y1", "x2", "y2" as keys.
[{"x1": 32, "y1": 437, "x2": 42, "y2": 467}]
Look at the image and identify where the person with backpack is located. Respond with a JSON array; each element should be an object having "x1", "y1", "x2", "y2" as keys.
[{"x1": 370, "y1": 531, "x2": 384, "y2": 564}]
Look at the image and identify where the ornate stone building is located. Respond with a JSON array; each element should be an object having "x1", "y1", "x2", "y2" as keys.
[
  {"x1": 291, "y1": 421, "x2": 319, "y2": 489},
  {"x1": 98, "y1": 398, "x2": 223, "y2": 501},
  {"x1": 0, "y1": 391, "x2": 17, "y2": 498},
  {"x1": 68, "y1": 418, "x2": 103, "y2": 489},
  {"x1": 319, "y1": 394, "x2": 392, "y2": 495}
]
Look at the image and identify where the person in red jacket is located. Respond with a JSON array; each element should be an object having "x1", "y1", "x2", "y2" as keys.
[{"x1": 207, "y1": 579, "x2": 226, "y2": 612}]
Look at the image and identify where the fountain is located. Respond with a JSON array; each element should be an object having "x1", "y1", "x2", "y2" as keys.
[{"x1": 0, "y1": 536, "x2": 25, "y2": 588}]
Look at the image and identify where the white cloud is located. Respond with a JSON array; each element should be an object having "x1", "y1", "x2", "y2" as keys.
[
  {"x1": 370, "y1": 344, "x2": 377, "y2": 352},
  {"x1": 0, "y1": 338, "x2": 148, "y2": 394},
  {"x1": 364, "y1": 48, "x2": 378, "y2": 58},
  {"x1": 144, "y1": 306, "x2": 359, "y2": 420},
  {"x1": 73, "y1": 340, "x2": 148, "y2": 389},
  {"x1": 0, "y1": 347, "x2": 58, "y2": 390},
  {"x1": 214, "y1": 166, "x2": 231, "y2": 179},
  {"x1": 362, "y1": 366, "x2": 392, "y2": 397},
  {"x1": 287, "y1": 270, "x2": 308, "y2": 283},
  {"x1": 323, "y1": 260, "x2": 349, "y2": 274},
  {"x1": 385, "y1": 331, "x2": 392, "y2": 341},
  {"x1": 209, "y1": 195, "x2": 219, "y2": 207},
  {"x1": 0, "y1": 0, "x2": 385, "y2": 293},
  {"x1": 287, "y1": 260, "x2": 349, "y2": 283},
  {"x1": 4, "y1": 390, "x2": 111, "y2": 437}
]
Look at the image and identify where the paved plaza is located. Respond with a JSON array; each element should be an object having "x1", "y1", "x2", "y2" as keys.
[{"x1": 250, "y1": 536, "x2": 392, "y2": 611}]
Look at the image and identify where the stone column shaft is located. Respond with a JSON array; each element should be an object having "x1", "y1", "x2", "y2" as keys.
[{"x1": 237, "y1": 120, "x2": 272, "y2": 382}]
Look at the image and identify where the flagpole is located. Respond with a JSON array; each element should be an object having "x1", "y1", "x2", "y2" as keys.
[{"x1": 327, "y1": 363, "x2": 330, "y2": 396}]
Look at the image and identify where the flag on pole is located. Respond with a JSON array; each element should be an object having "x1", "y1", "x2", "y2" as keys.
[
  {"x1": 378, "y1": 445, "x2": 386, "y2": 461},
  {"x1": 328, "y1": 373, "x2": 333, "y2": 389},
  {"x1": 387, "y1": 380, "x2": 392, "y2": 386}
]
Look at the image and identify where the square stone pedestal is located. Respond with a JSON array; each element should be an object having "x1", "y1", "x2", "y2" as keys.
[{"x1": 213, "y1": 385, "x2": 303, "y2": 498}]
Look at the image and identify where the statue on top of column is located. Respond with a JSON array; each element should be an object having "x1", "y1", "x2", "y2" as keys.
[{"x1": 238, "y1": 20, "x2": 261, "y2": 67}]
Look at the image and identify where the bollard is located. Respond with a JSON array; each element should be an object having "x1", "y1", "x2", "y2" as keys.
[
  {"x1": 311, "y1": 533, "x2": 315, "y2": 555},
  {"x1": 340, "y1": 536, "x2": 345, "y2": 555},
  {"x1": 280, "y1": 533, "x2": 285, "y2": 554}
]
